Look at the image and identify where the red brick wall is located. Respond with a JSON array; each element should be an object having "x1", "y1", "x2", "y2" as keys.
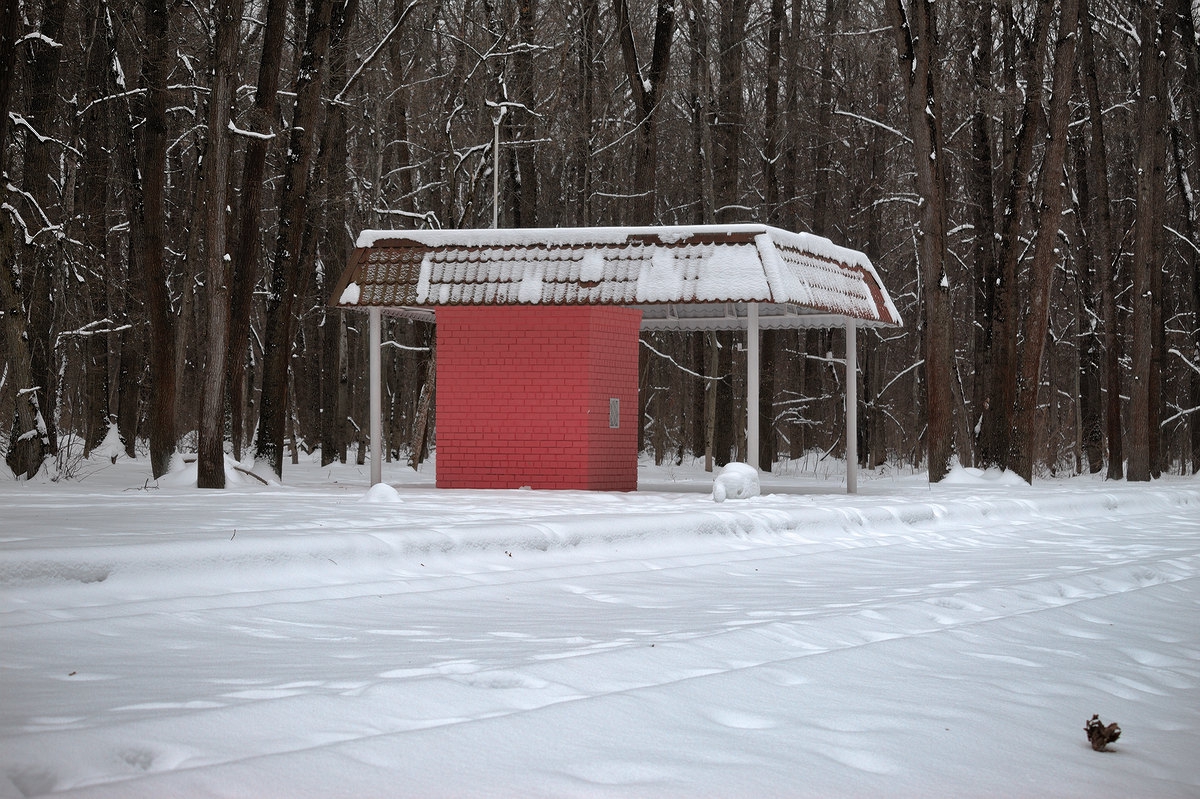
[{"x1": 435, "y1": 306, "x2": 641, "y2": 490}]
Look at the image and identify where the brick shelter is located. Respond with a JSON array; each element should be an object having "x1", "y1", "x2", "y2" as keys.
[
  {"x1": 330, "y1": 224, "x2": 901, "y2": 493},
  {"x1": 435, "y1": 306, "x2": 641, "y2": 490}
]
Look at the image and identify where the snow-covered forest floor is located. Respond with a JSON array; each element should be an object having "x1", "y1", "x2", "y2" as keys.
[{"x1": 1, "y1": 454, "x2": 1198, "y2": 798}]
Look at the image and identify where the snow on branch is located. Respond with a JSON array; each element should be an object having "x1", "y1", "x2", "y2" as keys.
[
  {"x1": 55, "y1": 319, "x2": 134, "y2": 349},
  {"x1": 382, "y1": 341, "x2": 431, "y2": 352},
  {"x1": 2, "y1": 203, "x2": 34, "y2": 245},
  {"x1": 227, "y1": 120, "x2": 275, "y2": 140},
  {"x1": 335, "y1": 0, "x2": 423, "y2": 105},
  {"x1": 834, "y1": 109, "x2": 912, "y2": 143},
  {"x1": 9, "y1": 112, "x2": 53, "y2": 143},
  {"x1": 640, "y1": 338, "x2": 724, "y2": 382},
  {"x1": 373, "y1": 208, "x2": 441, "y2": 227},
  {"x1": 5, "y1": 182, "x2": 63, "y2": 242},
  {"x1": 9, "y1": 113, "x2": 84, "y2": 157},
  {"x1": 877, "y1": 359, "x2": 924, "y2": 399},
  {"x1": 1169, "y1": 347, "x2": 1200, "y2": 377},
  {"x1": 76, "y1": 88, "x2": 144, "y2": 117},
  {"x1": 19, "y1": 31, "x2": 62, "y2": 48},
  {"x1": 1165, "y1": 225, "x2": 1200, "y2": 256}
]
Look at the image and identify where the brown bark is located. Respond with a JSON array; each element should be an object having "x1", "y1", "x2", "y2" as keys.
[
  {"x1": 811, "y1": 0, "x2": 845, "y2": 236},
  {"x1": 763, "y1": 0, "x2": 784, "y2": 222},
  {"x1": 255, "y1": 0, "x2": 337, "y2": 477},
  {"x1": 1011, "y1": 0, "x2": 1080, "y2": 482},
  {"x1": 613, "y1": 0, "x2": 675, "y2": 223},
  {"x1": 1174, "y1": 2, "x2": 1200, "y2": 472},
  {"x1": 228, "y1": 0, "x2": 289, "y2": 461},
  {"x1": 977, "y1": 0, "x2": 1053, "y2": 470},
  {"x1": 197, "y1": 0, "x2": 247, "y2": 489},
  {"x1": 1079, "y1": 0, "x2": 1124, "y2": 479},
  {"x1": 713, "y1": 0, "x2": 748, "y2": 223},
  {"x1": 686, "y1": 0, "x2": 714, "y2": 223},
  {"x1": 316, "y1": 0, "x2": 357, "y2": 465},
  {"x1": 410, "y1": 336, "x2": 436, "y2": 468},
  {"x1": 968, "y1": 0, "x2": 997, "y2": 466},
  {"x1": 77, "y1": 0, "x2": 115, "y2": 458},
  {"x1": 576, "y1": 0, "x2": 599, "y2": 225},
  {"x1": 886, "y1": 0, "x2": 954, "y2": 482},
  {"x1": 1128, "y1": 0, "x2": 1175, "y2": 481},
  {"x1": 131, "y1": 0, "x2": 177, "y2": 479},
  {"x1": 9, "y1": 0, "x2": 67, "y2": 476},
  {"x1": 0, "y1": 0, "x2": 45, "y2": 479},
  {"x1": 510, "y1": 0, "x2": 539, "y2": 227},
  {"x1": 1072, "y1": 123, "x2": 1104, "y2": 473}
]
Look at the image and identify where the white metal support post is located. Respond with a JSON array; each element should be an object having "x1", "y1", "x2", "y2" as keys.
[
  {"x1": 369, "y1": 306, "x2": 382, "y2": 486},
  {"x1": 747, "y1": 302, "x2": 760, "y2": 471},
  {"x1": 845, "y1": 318, "x2": 858, "y2": 494}
]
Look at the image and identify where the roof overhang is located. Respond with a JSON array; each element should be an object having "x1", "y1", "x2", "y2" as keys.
[{"x1": 331, "y1": 224, "x2": 902, "y2": 331}]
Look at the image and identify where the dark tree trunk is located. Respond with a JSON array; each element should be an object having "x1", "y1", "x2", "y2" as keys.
[
  {"x1": 197, "y1": 0, "x2": 247, "y2": 489},
  {"x1": 577, "y1": 0, "x2": 598, "y2": 224},
  {"x1": 132, "y1": 0, "x2": 177, "y2": 479},
  {"x1": 76, "y1": 0, "x2": 115, "y2": 458},
  {"x1": 255, "y1": 0, "x2": 337, "y2": 477},
  {"x1": 968, "y1": 0, "x2": 997, "y2": 464},
  {"x1": 1011, "y1": 0, "x2": 1080, "y2": 482},
  {"x1": 713, "y1": 0, "x2": 748, "y2": 223},
  {"x1": 0, "y1": 0, "x2": 42, "y2": 478},
  {"x1": 613, "y1": 0, "x2": 675, "y2": 223},
  {"x1": 763, "y1": 0, "x2": 783, "y2": 222},
  {"x1": 686, "y1": 1, "x2": 714, "y2": 224},
  {"x1": 9, "y1": 0, "x2": 68, "y2": 475},
  {"x1": 759, "y1": 330, "x2": 777, "y2": 469},
  {"x1": 1174, "y1": 2, "x2": 1200, "y2": 472},
  {"x1": 977, "y1": 1, "x2": 1053, "y2": 471},
  {"x1": 886, "y1": 0, "x2": 954, "y2": 482},
  {"x1": 1128, "y1": 0, "x2": 1175, "y2": 481},
  {"x1": 315, "y1": 0, "x2": 356, "y2": 464},
  {"x1": 510, "y1": 0, "x2": 539, "y2": 226},
  {"x1": 1073, "y1": 125, "x2": 1104, "y2": 473},
  {"x1": 1079, "y1": 0, "x2": 1124, "y2": 479},
  {"x1": 228, "y1": 0, "x2": 289, "y2": 461},
  {"x1": 811, "y1": 0, "x2": 844, "y2": 236}
]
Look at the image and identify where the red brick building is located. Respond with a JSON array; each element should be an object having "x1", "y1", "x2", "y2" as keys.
[
  {"x1": 331, "y1": 225, "x2": 900, "y2": 492},
  {"x1": 435, "y1": 306, "x2": 640, "y2": 490}
]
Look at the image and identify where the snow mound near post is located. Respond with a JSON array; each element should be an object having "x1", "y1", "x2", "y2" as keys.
[
  {"x1": 712, "y1": 462, "x2": 760, "y2": 503},
  {"x1": 360, "y1": 482, "x2": 404, "y2": 503}
]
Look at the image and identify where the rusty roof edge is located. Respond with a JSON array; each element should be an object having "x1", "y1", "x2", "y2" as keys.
[
  {"x1": 328, "y1": 248, "x2": 368, "y2": 309},
  {"x1": 335, "y1": 225, "x2": 902, "y2": 327}
]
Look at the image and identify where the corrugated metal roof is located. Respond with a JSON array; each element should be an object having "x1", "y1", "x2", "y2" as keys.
[{"x1": 330, "y1": 224, "x2": 901, "y2": 330}]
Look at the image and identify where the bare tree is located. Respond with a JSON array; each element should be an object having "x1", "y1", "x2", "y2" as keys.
[
  {"x1": 197, "y1": 0, "x2": 247, "y2": 488},
  {"x1": 131, "y1": 0, "x2": 178, "y2": 479},
  {"x1": 255, "y1": 0, "x2": 337, "y2": 477},
  {"x1": 886, "y1": 0, "x2": 954, "y2": 481},
  {"x1": 1128, "y1": 0, "x2": 1177, "y2": 481},
  {"x1": 1011, "y1": 0, "x2": 1081, "y2": 482},
  {"x1": 613, "y1": 0, "x2": 676, "y2": 223}
]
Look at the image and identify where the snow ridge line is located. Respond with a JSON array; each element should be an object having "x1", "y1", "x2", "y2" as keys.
[{"x1": 1, "y1": 483, "x2": 1197, "y2": 590}]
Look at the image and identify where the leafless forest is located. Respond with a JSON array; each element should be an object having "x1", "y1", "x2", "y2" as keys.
[{"x1": 1, "y1": 0, "x2": 1198, "y2": 486}]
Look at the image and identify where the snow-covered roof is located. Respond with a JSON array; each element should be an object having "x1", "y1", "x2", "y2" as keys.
[{"x1": 331, "y1": 224, "x2": 901, "y2": 330}]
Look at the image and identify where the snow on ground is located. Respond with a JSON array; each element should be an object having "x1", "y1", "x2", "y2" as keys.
[{"x1": 1, "y1": 454, "x2": 1198, "y2": 798}]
